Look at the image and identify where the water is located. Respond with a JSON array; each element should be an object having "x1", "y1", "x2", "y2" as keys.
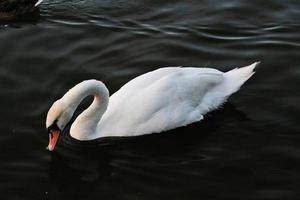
[{"x1": 0, "y1": 0, "x2": 300, "y2": 199}]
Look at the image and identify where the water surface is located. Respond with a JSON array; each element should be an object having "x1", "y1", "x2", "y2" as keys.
[{"x1": 0, "y1": 0, "x2": 300, "y2": 199}]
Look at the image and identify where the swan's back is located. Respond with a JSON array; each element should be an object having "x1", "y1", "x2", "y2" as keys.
[{"x1": 98, "y1": 63, "x2": 257, "y2": 137}]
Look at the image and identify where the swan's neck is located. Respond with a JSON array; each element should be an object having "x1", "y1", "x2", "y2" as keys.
[{"x1": 61, "y1": 80, "x2": 109, "y2": 140}]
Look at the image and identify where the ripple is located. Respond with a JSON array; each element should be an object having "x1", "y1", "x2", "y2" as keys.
[{"x1": 0, "y1": 0, "x2": 300, "y2": 199}]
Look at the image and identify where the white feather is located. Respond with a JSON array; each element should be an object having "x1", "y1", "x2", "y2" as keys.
[
  {"x1": 35, "y1": 0, "x2": 44, "y2": 7},
  {"x1": 46, "y1": 63, "x2": 258, "y2": 140}
]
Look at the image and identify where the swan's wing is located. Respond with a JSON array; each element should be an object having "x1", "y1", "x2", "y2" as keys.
[
  {"x1": 115, "y1": 67, "x2": 181, "y2": 97},
  {"x1": 99, "y1": 67, "x2": 224, "y2": 137}
]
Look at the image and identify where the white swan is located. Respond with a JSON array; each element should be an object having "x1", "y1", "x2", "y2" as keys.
[{"x1": 46, "y1": 62, "x2": 258, "y2": 151}]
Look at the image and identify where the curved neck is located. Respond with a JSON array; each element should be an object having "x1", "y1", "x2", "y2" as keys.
[{"x1": 61, "y1": 80, "x2": 109, "y2": 140}]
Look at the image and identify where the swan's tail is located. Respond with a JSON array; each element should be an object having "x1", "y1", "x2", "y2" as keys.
[{"x1": 223, "y1": 62, "x2": 259, "y2": 96}]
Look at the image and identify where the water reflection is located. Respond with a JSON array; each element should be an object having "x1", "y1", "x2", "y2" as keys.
[
  {"x1": 49, "y1": 150, "x2": 111, "y2": 192},
  {"x1": 47, "y1": 103, "x2": 248, "y2": 192},
  {"x1": 1, "y1": 0, "x2": 300, "y2": 199}
]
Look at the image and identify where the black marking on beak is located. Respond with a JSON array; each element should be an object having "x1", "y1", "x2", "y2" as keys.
[{"x1": 47, "y1": 120, "x2": 61, "y2": 136}]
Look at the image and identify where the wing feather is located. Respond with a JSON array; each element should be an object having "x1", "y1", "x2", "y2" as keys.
[{"x1": 100, "y1": 67, "x2": 224, "y2": 136}]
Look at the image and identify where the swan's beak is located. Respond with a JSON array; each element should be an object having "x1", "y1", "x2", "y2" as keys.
[{"x1": 47, "y1": 130, "x2": 60, "y2": 151}]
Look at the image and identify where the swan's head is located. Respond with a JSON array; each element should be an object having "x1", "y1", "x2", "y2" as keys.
[{"x1": 46, "y1": 99, "x2": 73, "y2": 151}]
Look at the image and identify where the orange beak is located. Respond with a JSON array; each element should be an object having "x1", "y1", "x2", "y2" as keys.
[{"x1": 47, "y1": 130, "x2": 60, "y2": 151}]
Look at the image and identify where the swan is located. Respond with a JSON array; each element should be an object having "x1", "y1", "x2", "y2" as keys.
[
  {"x1": 46, "y1": 62, "x2": 258, "y2": 151},
  {"x1": 0, "y1": 0, "x2": 43, "y2": 19}
]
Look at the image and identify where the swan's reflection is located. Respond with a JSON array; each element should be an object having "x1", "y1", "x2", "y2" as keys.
[
  {"x1": 48, "y1": 103, "x2": 249, "y2": 194},
  {"x1": 48, "y1": 137, "x2": 115, "y2": 192}
]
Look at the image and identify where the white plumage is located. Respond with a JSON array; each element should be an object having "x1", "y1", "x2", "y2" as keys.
[
  {"x1": 46, "y1": 62, "x2": 258, "y2": 141},
  {"x1": 35, "y1": 0, "x2": 44, "y2": 6}
]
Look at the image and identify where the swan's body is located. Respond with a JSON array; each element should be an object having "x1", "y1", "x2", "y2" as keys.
[{"x1": 46, "y1": 63, "x2": 258, "y2": 150}]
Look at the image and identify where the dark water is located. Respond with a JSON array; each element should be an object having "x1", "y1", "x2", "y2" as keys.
[{"x1": 1, "y1": 0, "x2": 300, "y2": 199}]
